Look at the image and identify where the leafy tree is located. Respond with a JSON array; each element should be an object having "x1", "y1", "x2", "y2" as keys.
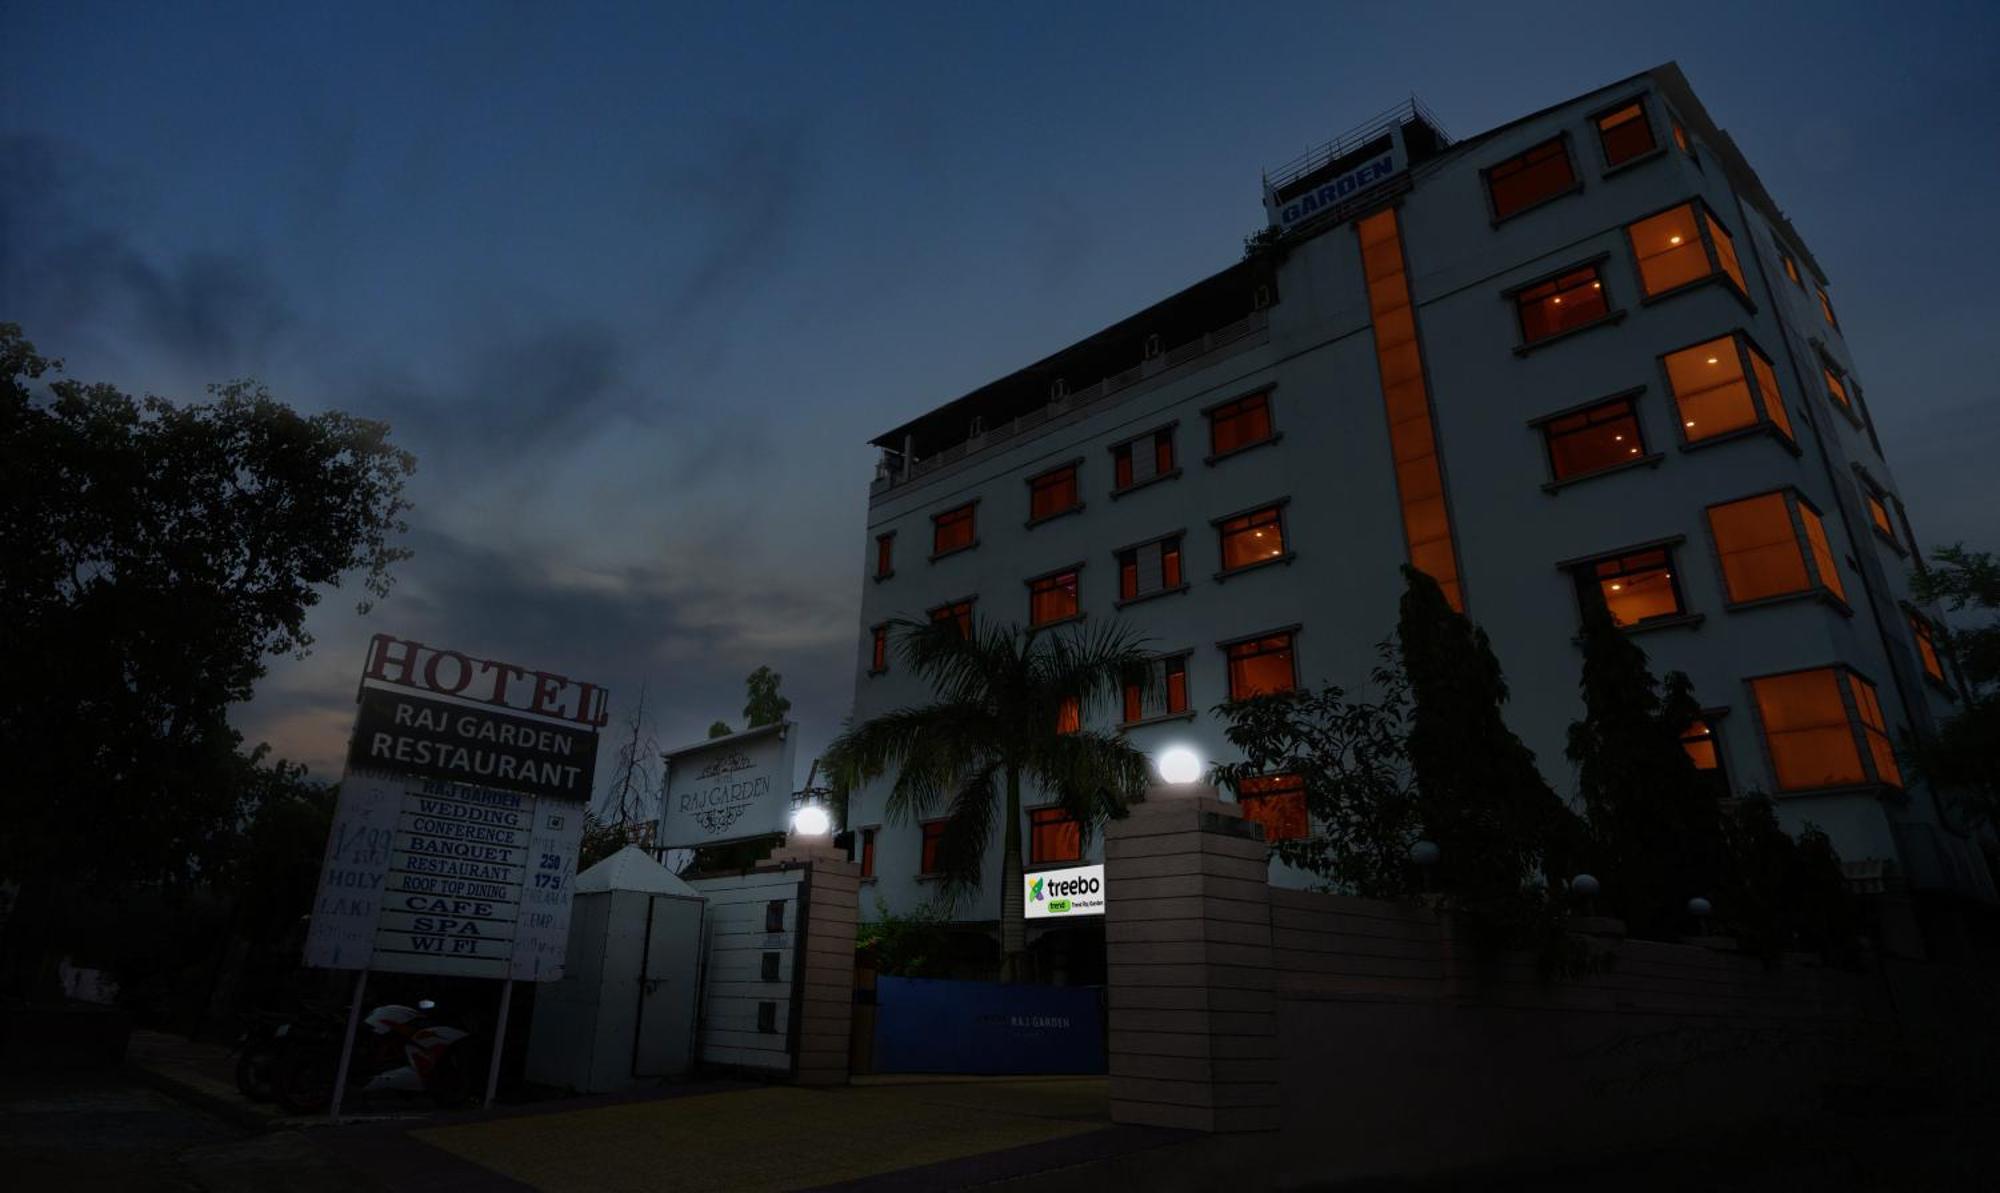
[
  {"x1": 707, "y1": 721, "x2": 734, "y2": 739},
  {"x1": 578, "y1": 813, "x2": 633, "y2": 872},
  {"x1": 855, "y1": 897, "x2": 955, "y2": 979},
  {"x1": 1565, "y1": 590, "x2": 1729, "y2": 939},
  {"x1": 1396, "y1": 566, "x2": 1584, "y2": 948},
  {"x1": 823, "y1": 616, "x2": 1153, "y2": 980},
  {"x1": 1210, "y1": 644, "x2": 1420, "y2": 899},
  {"x1": 0, "y1": 324, "x2": 414, "y2": 997},
  {"x1": 744, "y1": 664, "x2": 791, "y2": 728},
  {"x1": 1721, "y1": 798, "x2": 1860, "y2": 964},
  {"x1": 1906, "y1": 544, "x2": 2000, "y2": 827}
]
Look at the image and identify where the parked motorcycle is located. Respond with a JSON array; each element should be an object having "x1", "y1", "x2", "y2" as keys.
[
  {"x1": 233, "y1": 1004, "x2": 344, "y2": 1102},
  {"x1": 274, "y1": 998, "x2": 485, "y2": 1114}
]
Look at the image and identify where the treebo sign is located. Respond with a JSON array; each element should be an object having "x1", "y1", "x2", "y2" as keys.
[{"x1": 1024, "y1": 863, "x2": 1106, "y2": 919}]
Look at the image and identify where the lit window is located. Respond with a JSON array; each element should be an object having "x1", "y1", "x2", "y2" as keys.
[
  {"x1": 874, "y1": 533, "x2": 894, "y2": 579},
  {"x1": 932, "y1": 503, "x2": 976, "y2": 556},
  {"x1": 919, "y1": 821, "x2": 947, "y2": 874},
  {"x1": 1910, "y1": 614, "x2": 1947, "y2": 685},
  {"x1": 1028, "y1": 463, "x2": 1081, "y2": 522},
  {"x1": 1751, "y1": 668, "x2": 1901, "y2": 792},
  {"x1": 1486, "y1": 137, "x2": 1576, "y2": 220},
  {"x1": 1112, "y1": 428, "x2": 1176, "y2": 492},
  {"x1": 1576, "y1": 547, "x2": 1686, "y2": 627},
  {"x1": 1595, "y1": 101, "x2": 1656, "y2": 167},
  {"x1": 857, "y1": 827, "x2": 877, "y2": 878},
  {"x1": 1226, "y1": 632, "x2": 1296, "y2": 700},
  {"x1": 1866, "y1": 491, "x2": 1897, "y2": 544},
  {"x1": 1027, "y1": 569, "x2": 1081, "y2": 626},
  {"x1": 1055, "y1": 695, "x2": 1081, "y2": 735},
  {"x1": 1662, "y1": 334, "x2": 1792, "y2": 444},
  {"x1": 1209, "y1": 392, "x2": 1275, "y2": 457},
  {"x1": 1542, "y1": 396, "x2": 1646, "y2": 481},
  {"x1": 1822, "y1": 367, "x2": 1852, "y2": 413},
  {"x1": 870, "y1": 624, "x2": 889, "y2": 673},
  {"x1": 1817, "y1": 288, "x2": 1840, "y2": 330},
  {"x1": 1679, "y1": 717, "x2": 1730, "y2": 798},
  {"x1": 1218, "y1": 504, "x2": 1288, "y2": 572},
  {"x1": 1671, "y1": 120, "x2": 1690, "y2": 153},
  {"x1": 1029, "y1": 807, "x2": 1082, "y2": 864},
  {"x1": 1123, "y1": 654, "x2": 1190, "y2": 724},
  {"x1": 929, "y1": 599, "x2": 975, "y2": 638},
  {"x1": 1238, "y1": 774, "x2": 1308, "y2": 842},
  {"x1": 1627, "y1": 202, "x2": 1746, "y2": 298},
  {"x1": 1782, "y1": 253, "x2": 1803, "y2": 288},
  {"x1": 1117, "y1": 535, "x2": 1184, "y2": 601},
  {"x1": 1706, "y1": 491, "x2": 1845, "y2": 605},
  {"x1": 1516, "y1": 263, "x2": 1611, "y2": 343}
]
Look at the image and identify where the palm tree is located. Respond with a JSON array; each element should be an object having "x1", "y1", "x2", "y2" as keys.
[{"x1": 824, "y1": 614, "x2": 1157, "y2": 980}]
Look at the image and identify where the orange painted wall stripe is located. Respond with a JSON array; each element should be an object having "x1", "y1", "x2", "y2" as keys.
[{"x1": 1356, "y1": 207, "x2": 1463, "y2": 610}]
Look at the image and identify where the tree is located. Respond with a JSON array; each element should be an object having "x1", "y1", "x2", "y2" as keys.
[
  {"x1": 1565, "y1": 590, "x2": 1729, "y2": 939},
  {"x1": 823, "y1": 616, "x2": 1154, "y2": 980},
  {"x1": 603, "y1": 682, "x2": 660, "y2": 828},
  {"x1": 0, "y1": 324, "x2": 414, "y2": 997},
  {"x1": 1906, "y1": 544, "x2": 2000, "y2": 827},
  {"x1": 1721, "y1": 798, "x2": 1860, "y2": 963},
  {"x1": 1396, "y1": 566, "x2": 1584, "y2": 947},
  {"x1": 707, "y1": 721, "x2": 734, "y2": 739},
  {"x1": 743, "y1": 665, "x2": 791, "y2": 728},
  {"x1": 1210, "y1": 644, "x2": 1421, "y2": 899}
]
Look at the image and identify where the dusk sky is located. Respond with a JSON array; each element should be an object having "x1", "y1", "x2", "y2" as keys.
[{"x1": 5, "y1": 1, "x2": 1995, "y2": 803}]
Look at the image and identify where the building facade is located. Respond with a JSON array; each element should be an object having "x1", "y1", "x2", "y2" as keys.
[{"x1": 842, "y1": 64, "x2": 1992, "y2": 934}]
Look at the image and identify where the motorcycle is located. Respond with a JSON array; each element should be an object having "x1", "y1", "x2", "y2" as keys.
[
  {"x1": 233, "y1": 1003, "x2": 345, "y2": 1102},
  {"x1": 274, "y1": 998, "x2": 485, "y2": 1114}
]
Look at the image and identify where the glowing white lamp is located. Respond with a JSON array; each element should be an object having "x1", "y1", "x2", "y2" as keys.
[
  {"x1": 1157, "y1": 746, "x2": 1202, "y2": 785},
  {"x1": 791, "y1": 804, "x2": 832, "y2": 837}
]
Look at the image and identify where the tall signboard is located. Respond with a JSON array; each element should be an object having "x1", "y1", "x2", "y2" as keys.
[
  {"x1": 657, "y1": 721, "x2": 797, "y2": 849},
  {"x1": 306, "y1": 635, "x2": 606, "y2": 982}
]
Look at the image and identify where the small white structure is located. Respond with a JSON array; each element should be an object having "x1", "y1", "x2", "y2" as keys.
[{"x1": 526, "y1": 846, "x2": 706, "y2": 1093}]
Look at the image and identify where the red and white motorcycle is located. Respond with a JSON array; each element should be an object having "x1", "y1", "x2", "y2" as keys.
[{"x1": 275, "y1": 998, "x2": 483, "y2": 1113}]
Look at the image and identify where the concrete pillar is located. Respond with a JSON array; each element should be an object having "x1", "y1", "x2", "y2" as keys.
[
  {"x1": 763, "y1": 835, "x2": 860, "y2": 1086},
  {"x1": 1104, "y1": 783, "x2": 1279, "y2": 1132}
]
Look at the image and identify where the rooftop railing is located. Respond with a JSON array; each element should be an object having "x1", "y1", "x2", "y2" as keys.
[{"x1": 1263, "y1": 96, "x2": 1451, "y2": 199}]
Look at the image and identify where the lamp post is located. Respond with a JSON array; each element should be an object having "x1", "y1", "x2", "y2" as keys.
[{"x1": 1156, "y1": 746, "x2": 1202, "y2": 786}]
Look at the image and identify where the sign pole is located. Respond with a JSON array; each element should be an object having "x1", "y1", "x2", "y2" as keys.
[
  {"x1": 328, "y1": 967, "x2": 369, "y2": 1121},
  {"x1": 483, "y1": 979, "x2": 515, "y2": 1109}
]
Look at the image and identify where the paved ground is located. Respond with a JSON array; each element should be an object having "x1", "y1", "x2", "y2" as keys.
[{"x1": 0, "y1": 1069, "x2": 245, "y2": 1193}]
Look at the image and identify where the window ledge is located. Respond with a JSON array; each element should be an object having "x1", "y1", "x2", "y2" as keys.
[
  {"x1": 1025, "y1": 504, "x2": 1086, "y2": 530},
  {"x1": 914, "y1": 873, "x2": 943, "y2": 883},
  {"x1": 1029, "y1": 612, "x2": 1088, "y2": 632},
  {"x1": 1870, "y1": 528, "x2": 1907, "y2": 556},
  {"x1": 1115, "y1": 583, "x2": 1191, "y2": 610},
  {"x1": 866, "y1": 666, "x2": 888, "y2": 678},
  {"x1": 1542, "y1": 453, "x2": 1664, "y2": 493},
  {"x1": 1120, "y1": 709, "x2": 1198, "y2": 731},
  {"x1": 1723, "y1": 588, "x2": 1852, "y2": 618},
  {"x1": 929, "y1": 540, "x2": 980, "y2": 563},
  {"x1": 1490, "y1": 180, "x2": 1584, "y2": 227},
  {"x1": 1626, "y1": 612, "x2": 1706, "y2": 636},
  {"x1": 872, "y1": 570, "x2": 895, "y2": 584},
  {"x1": 1771, "y1": 782, "x2": 1903, "y2": 803},
  {"x1": 1638, "y1": 271, "x2": 1756, "y2": 315},
  {"x1": 1514, "y1": 309, "x2": 1627, "y2": 356},
  {"x1": 1922, "y1": 673, "x2": 1959, "y2": 702},
  {"x1": 1110, "y1": 468, "x2": 1182, "y2": 500},
  {"x1": 1214, "y1": 552, "x2": 1297, "y2": 583},
  {"x1": 1205, "y1": 433, "x2": 1284, "y2": 466},
  {"x1": 1679, "y1": 422, "x2": 1800, "y2": 458},
  {"x1": 859, "y1": 875, "x2": 878, "y2": 885},
  {"x1": 1600, "y1": 145, "x2": 1668, "y2": 178}
]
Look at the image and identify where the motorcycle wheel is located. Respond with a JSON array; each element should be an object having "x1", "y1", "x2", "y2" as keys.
[
  {"x1": 428, "y1": 1044, "x2": 483, "y2": 1109},
  {"x1": 235, "y1": 1039, "x2": 281, "y2": 1102},
  {"x1": 274, "y1": 1044, "x2": 343, "y2": 1116}
]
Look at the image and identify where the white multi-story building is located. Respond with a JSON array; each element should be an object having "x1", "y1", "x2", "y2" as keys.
[{"x1": 842, "y1": 63, "x2": 1991, "y2": 952}]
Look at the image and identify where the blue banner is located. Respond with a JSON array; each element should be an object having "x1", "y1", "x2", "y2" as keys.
[{"x1": 871, "y1": 976, "x2": 1106, "y2": 1074}]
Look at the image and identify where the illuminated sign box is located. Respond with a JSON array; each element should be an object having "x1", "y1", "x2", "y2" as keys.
[{"x1": 1024, "y1": 863, "x2": 1106, "y2": 919}]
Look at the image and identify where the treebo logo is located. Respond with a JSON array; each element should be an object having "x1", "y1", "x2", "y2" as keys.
[{"x1": 1030, "y1": 876, "x2": 1045, "y2": 902}]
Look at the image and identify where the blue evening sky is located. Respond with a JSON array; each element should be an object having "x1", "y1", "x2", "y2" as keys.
[{"x1": 5, "y1": 1, "x2": 1995, "y2": 791}]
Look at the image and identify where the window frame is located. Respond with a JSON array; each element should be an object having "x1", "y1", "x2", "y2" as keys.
[
  {"x1": 873, "y1": 531, "x2": 895, "y2": 581},
  {"x1": 928, "y1": 597, "x2": 977, "y2": 638},
  {"x1": 854, "y1": 825, "x2": 878, "y2": 879},
  {"x1": 1679, "y1": 711, "x2": 1732, "y2": 799},
  {"x1": 1025, "y1": 563, "x2": 1085, "y2": 628},
  {"x1": 1220, "y1": 625, "x2": 1301, "y2": 701},
  {"x1": 1703, "y1": 487, "x2": 1851, "y2": 613},
  {"x1": 1507, "y1": 254, "x2": 1623, "y2": 352},
  {"x1": 917, "y1": 819, "x2": 948, "y2": 877},
  {"x1": 1657, "y1": 329, "x2": 1798, "y2": 454},
  {"x1": 1561, "y1": 538, "x2": 1696, "y2": 631},
  {"x1": 1107, "y1": 423, "x2": 1180, "y2": 497},
  {"x1": 1027, "y1": 805, "x2": 1084, "y2": 865},
  {"x1": 930, "y1": 501, "x2": 979, "y2": 560},
  {"x1": 1212, "y1": 498, "x2": 1295, "y2": 580},
  {"x1": 1625, "y1": 196, "x2": 1756, "y2": 309},
  {"x1": 1121, "y1": 651, "x2": 1193, "y2": 727},
  {"x1": 1024, "y1": 459, "x2": 1086, "y2": 527},
  {"x1": 1853, "y1": 467, "x2": 1903, "y2": 554},
  {"x1": 1203, "y1": 387, "x2": 1281, "y2": 463},
  {"x1": 1530, "y1": 389, "x2": 1661, "y2": 490},
  {"x1": 1481, "y1": 133, "x2": 1582, "y2": 224},
  {"x1": 868, "y1": 623, "x2": 890, "y2": 676},
  {"x1": 1113, "y1": 530, "x2": 1190, "y2": 607},
  {"x1": 1817, "y1": 287, "x2": 1840, "y2": 331},
  {"x1": 1588, "y1": 94, "x2": 1663, "y2": 174},
  {"x1": 1907, "y1": 610, "x2": 1951, "y2": 691},
  {"x1": 1747, "y1": 665, "x2": 1903, "y2": 795},
  {"x1": 1237, "y1": 773, "x2": 1309, "y2": 842}
]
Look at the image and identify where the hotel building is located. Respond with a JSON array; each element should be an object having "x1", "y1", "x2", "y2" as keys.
[{"x1": 842, "y1": 63, "x2": 1992, "y2": 949}]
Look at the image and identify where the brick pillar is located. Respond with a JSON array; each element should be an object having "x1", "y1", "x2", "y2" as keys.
[
  {"x1": 1105, "y1": 782, "x2": 1279, "y2": 1132},
  {"x1": 764, "y1": 835, "x2": 860, "y2": 1086}
]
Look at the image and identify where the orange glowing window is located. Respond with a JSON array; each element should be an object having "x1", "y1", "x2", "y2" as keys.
[
  {"x1": 1596, "y1": 101, "x2": 1656, "y2": 167},
  {"x1": 1822, "y1": 367, "x2": 1852, "y2": 412},
  {"x1": 1704, "y1": 213, "x2": 1747, "y2": 293},
  {"x1": 1516, "y1": 264, "x2": 1611, "y2": 343},
  {"x1": 1238, "y1": 774, "x2": 1308, "y2": 842},
  {"x1": 1798, "y1": 503, "x2": 1847, "y2": 602},
  {"x1": 1112, "y1": 428, "x2": 1176, "y2": 491},
  {"x1": 1579, "y1": 547, "x2": 1685, "y2": 626},
  {"x1": 932, "y1": 503, "x2": 976, "y2": 555},
  {"x1": 1752, "y1": 668, "x2": 1901, "y2": 792},
  {"x1": 1027, "y1": 569, "x2": 1080, "y2": 626},
  {"x1": 1663, "y1": 334, "x2": 1790, "y2": 444},
  {"x1": 1818, "y1": 288, "x2": 1840, "y2": 329},
  {"x1": 1055, "y1": 695, "x2": 1081, "y2": 735},
  {"x1": 929, "y1": 599, "x2": 975, "y2": 638},
  {"x1": 1628, "y1": 204, "x2": 1708, "y2": 295},
  {"x1": 1707, "y1": 492, "x2": 1811, "y2": 603},
  {"x1": 1542, "y1": 396, "x2": 1645, "y2": 481},
  {"x1": 1782, "y1": 253, "x2": 1803, "y2": 288},
  {"x1": 919, "y1": 820, "x2": 946, "y2": 874},
  {"x1": 1226, "y1": 632, "x2": 1296, "y2": 700},
  {"x1": 1029, "y1": 806, "x2": 1083, "y2": 863},
  {"x1": 1357, "y1": 207, "x2": 1461, "y2": 610},
  {"x1": 1486, "y1": 137, "x2": 1576, "y2": 220},
  {"x1": 874, "y1": 533, "x2": 894, "y2": 579},
  {"x1": 1850, "y1": 673, "x2": 1901, "y2": 786},
  {"x1": 1866, "y1": 492, "x2": 1897, "y2": 543},
  {"x1": 1209, "y1": 392, "x2": 1275, "y2": 457},
  {"x1": 1117, "y1": 535, "x2": 1183, "y2": 601},
  {"x1": 1672, "y1": 121, "x2": 1690, "y2": 153},
  {"x1": 1028, "y1": 463, "x2": 1081, "y2": 522},
  {"x1": 1910, "y1": 615, "x2": 1946, "y2": 685},
  {"x1": 1124, "y1": 655, "x2": 1190, "y2": 724},
  {"x1": 1218, "y1": 505, "x2": 1287, "y2": 572},
  {"x1": 857, "y1": 826, "x2": 876, "y2": 878},
  {"x1": 869, "y1": 625, "x2": 889, "y2": 673},
  {"x1": 1681, "y1": 718, "x2": 1719, "y2": 769}
]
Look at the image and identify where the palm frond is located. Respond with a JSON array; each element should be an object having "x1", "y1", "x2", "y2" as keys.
[
  {"x1": 1027, "y1": 729, "x2": 1152, "y2": 847},
  {"x1": 931, "y1": 764, "x2": 1000, "y2": 909},
  {"x1": 1031, "y1": 619, "x2": 1158, "y2": 723},
  {"x1": 822, "y1": 702, "x2": 998, "y2": 824}
]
